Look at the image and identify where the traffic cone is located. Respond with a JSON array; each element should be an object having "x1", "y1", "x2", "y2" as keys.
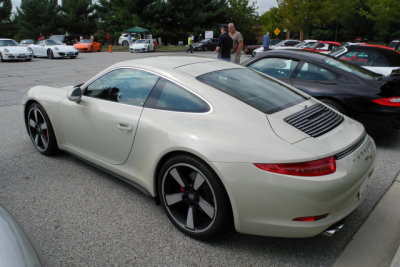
[{"x1": 108, "y1": 45, "x2": 112, "y2": 53}]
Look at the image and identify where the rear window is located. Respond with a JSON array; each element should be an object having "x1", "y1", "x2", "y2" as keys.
[{"x1": 197, "y1": 68, "x2": 307, "y2": 114}]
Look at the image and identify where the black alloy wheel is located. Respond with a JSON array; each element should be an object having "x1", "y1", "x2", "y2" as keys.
[
  {"x1": 26, "y1": 103, "x2": 58, "y2": 155},
  {"x1": 47, "y1": 49, "x2": 54, "y2": 59},
  {"x1": 122, "y1": 40, "x2": 129, "y2": 46},
  {"x1": 158, "y1": 155, "x2": 230, "y2": 239}
]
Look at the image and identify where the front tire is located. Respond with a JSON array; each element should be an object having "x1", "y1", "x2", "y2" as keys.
[
  {"x1": 26, "y1": 103, "x2": 58, "y2": 155},
  {"x1": 47, "y1": 49, "x2": 54, "y2": 59},
  {"x1": 158, "y1": 155, "x2": 230, "y2": 239}
]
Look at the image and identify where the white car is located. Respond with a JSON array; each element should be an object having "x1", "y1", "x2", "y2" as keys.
[
  {"x1": 0, "y1": 38, "x2": 33, "y2": 62},
  {"x1": 118, "y1": 33, "x2": 136, "y2": 46},
  {"x1": 253, "y1": 39, "x2": 301, "y2": 57},
  {"x1": 28, "y1": 39, "x2": 79, "y2": 59},
  {"x1": 129, "y1": 39, "x2": 154, "y2": 53},
  {"x1": 22, "y1": 56, "x2": 376, "y2": 239}
]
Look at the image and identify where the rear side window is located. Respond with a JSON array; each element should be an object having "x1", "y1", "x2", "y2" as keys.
[
  {"x1": 145, "y1": 78, "x2": 210, "y2": 112},
  {"x1": 295, "y1": 62, "x2": 336, "y2": 80},
  {"x1": 197, "y1": 68, "x2": 306, "y2": 114}
]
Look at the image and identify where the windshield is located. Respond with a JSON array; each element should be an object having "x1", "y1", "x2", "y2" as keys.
[
  {"x1": 329, "y1": 47, "x2": 345, "y2": 56},
  {"x1": 79, "y1": 40, "x2": 92, "y2": 43},
  {"x1": 200, "y1": 39, "x2": 211, "y2": 43},
  {"x1": 323, "y1": 57, "x2": 382, "y2": 80},
  {"x1": 0, "y1": 39, "x2": 20, "y2": 46},
  {"x1": 274, "y1": 40, "x2": 286, "y2": 47},
  {"x1": 135, "y1": 40, "x2": 149, "y2": 44},
  {"x1": 197, "y1": 68, "x2": 307, "y2": 114},
  {"x1": 44, "y1": 39, "x2": 63, "y2": 46}
]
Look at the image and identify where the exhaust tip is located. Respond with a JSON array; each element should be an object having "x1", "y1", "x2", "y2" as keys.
[{"x1": 323, "y1": 220, "x2": 345, "y2": 237}]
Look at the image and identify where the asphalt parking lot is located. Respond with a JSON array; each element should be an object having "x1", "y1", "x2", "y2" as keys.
[{"x1": 1, "y1": 51, "x2": 399, "y2": 266}]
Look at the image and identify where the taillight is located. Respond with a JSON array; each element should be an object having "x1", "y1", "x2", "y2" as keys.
[
  {"x1": 293, "y1": 214, "x2": 328, "y2": 221},
  {"x1": 372, "y1": 97, "x2": 400, "y2": 107},
  {"x1": 254, "y1": 156, "x2": 336, "y2": 176}
]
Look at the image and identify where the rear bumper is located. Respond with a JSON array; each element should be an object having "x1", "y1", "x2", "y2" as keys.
[{"x1": 212, "y1": 135, "x2": 376, "y2": 238}]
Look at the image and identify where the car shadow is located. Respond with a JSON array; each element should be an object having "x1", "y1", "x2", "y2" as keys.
[{"x1": 367, "y1": 128, "x2": 400, "y2": 148}]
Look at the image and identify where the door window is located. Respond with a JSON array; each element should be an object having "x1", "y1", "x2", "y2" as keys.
[
  {"x1": 248, "y1": 57, "x2": 299, "y2": 79},
  {"x1": 84, "y1": 68, "x2": 159, "y2": 107}
]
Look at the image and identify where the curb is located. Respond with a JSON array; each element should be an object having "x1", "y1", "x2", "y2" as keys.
[{"x1": 334, "y1": 173, "x2": 400, "y2": 267}]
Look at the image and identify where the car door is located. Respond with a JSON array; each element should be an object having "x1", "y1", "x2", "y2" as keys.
[
  {"x1": 247, "y1": 57, "x2": 299, "y2": 85},
  {"x1": 58, "y1": 68, "x2": 160, "y2": 165},
  {"x1": 31, "y1": 41, "x2": 45, "y2": 56},
  {"x1": 290, "y1": 61, "x2": 340, "y2": 97}
]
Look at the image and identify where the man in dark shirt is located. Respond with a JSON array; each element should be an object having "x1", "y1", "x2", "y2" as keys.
[{"x1": 216, "y1": 24, "x2": 233, "y2": 61}]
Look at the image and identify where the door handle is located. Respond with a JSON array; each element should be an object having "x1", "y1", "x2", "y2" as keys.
[{"x1": 116, "y1": 123, "x2": 134, "y2": 134}]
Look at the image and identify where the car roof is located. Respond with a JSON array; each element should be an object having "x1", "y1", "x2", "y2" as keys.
[
  {"x1": 347, "y1": 43, "x2": 397, "y2": 51},
  {"x1": 108, "y1": 56, "x2": 242, "y2": 77},
  {"x1": 250, "y1": 49, "x2": 331, "y2": 62}
]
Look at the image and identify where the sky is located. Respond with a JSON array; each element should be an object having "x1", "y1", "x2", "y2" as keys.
[{"x1": 11, "y1": 0, "x2": 278, "y2": 15}]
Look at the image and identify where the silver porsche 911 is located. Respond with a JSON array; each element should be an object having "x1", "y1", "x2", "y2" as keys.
[{"x1": 22, "y1": 56, "x2": 376, "y2": 239}]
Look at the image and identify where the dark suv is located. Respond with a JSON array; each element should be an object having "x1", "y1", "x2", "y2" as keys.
[
  {"x1": 193, "y1": 38, "x2": 218, "y2": 51},
  {"x1": 49, "y1": 35, "x2": 74, "y2": 45}
]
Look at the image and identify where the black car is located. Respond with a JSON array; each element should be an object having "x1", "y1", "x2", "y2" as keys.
[
  {"x1": 242, "y1": 50, "x2": 400, "y2": 130},
  {"x1": 49, "y1": 35, "x2": 74, "y2": 45},
  {"x1": 193, "y1": 38, "x2": 218, "y2": 51}
]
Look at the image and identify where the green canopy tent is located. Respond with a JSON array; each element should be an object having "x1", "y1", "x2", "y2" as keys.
[{"x1": 122, "y1": 26, "x2": 150, "y2": 34}]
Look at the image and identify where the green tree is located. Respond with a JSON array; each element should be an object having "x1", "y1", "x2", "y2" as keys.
[
  {"x1": 227, "y1": 0, "x2": 259, "y2": 44},
  {"x1": 277, "y1": 0, "x2": 328, "y2": 39},
  {"x1": 361, "y1": 0, "x2": 400, "y2": 42},
  {"x1": 59, "y1": 0, "x2": 96, "y2": 38},
  {"x1": 0, "y1": 0, "x2": 14, "y2": 38},
  {"x1": 14, "y1": 0, "x2": 59, "y2": 40},
  {"x1": 259, "y1": 7, "x2": 285, "y2": 39}
]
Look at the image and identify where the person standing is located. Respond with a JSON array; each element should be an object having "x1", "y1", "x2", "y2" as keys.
[
  {"x1": 216, "y1": 24, "x2": 233, "y2": 61},
  {"x1": 106, "y1": 33, "x2": 111, "y2": 45},
  {"x1": 90, "y1": 34, "x2": 94, "y2": 42},
  {"x1": 187, "y1": 34, "x2": 193, "y2": 53},
  {"x1": 262, "y1": 31, "x2": 270, "y2": 51},
  {"x1": 228, "y1": 23, "x2": 243, "y2": 64}
]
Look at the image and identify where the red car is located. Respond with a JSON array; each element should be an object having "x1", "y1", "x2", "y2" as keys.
[
  {"x1": 304, "y1": 41, "x2": 341, "y2": 54},
  {"x1": 73, "y1": 39, "x2": 101, "y2": 52}
]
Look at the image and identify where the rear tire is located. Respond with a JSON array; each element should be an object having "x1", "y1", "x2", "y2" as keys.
[
  {"x1": 158, "y1": 155, "x2": 230, "y2": 240},
  {"x1": 122, "y1": 40, "x2": 128, "y2": 46}
]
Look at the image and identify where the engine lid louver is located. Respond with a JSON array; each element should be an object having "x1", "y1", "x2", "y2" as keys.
[{"x1": 284, "y1": 103, "x2": 344, "y2": 137}]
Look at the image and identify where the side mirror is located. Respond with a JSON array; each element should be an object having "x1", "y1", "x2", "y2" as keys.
[{"x1": 67, "y1": 86, "x2": 82, "y2": 102}]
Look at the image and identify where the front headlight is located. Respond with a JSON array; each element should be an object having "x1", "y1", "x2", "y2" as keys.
[
  {"x1": 55, "y1": 47, "x2": 59, "y2": 51},
  {"x1": 4, "y1": 49, "x2": 9, "y2": 53}
]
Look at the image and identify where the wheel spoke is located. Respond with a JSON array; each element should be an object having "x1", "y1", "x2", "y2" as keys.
[
  {"x1": 199, "y1": 197, "x2": 215, "y2": 219},
  {"x1": 193, "y1": 172, "x2": 205, "y2": 191},
  {"x1": 165, "y1": 192, "x2": 184, "y2": 206},
  {"x1": 40, "y1": 122, "x2": 47, "y2": 131},
  {"x1": 34, "y1": 109, "x2": 39, "y2": 122},
  {"x1": 29, "y1": 119, "x2": 37, "y2": 128},
  {"x1": 40, "y1": 133, "x2": 48, "y2": 147},
  {"x1": 186, "y1": 206, "x2": 195, "y2": 230},
  {"x1": 34, "y1": 134, "x2": 39, "y2": 146},
  {"x1": 170, "y1": 168, "x2": 185, "y2": 188}
]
